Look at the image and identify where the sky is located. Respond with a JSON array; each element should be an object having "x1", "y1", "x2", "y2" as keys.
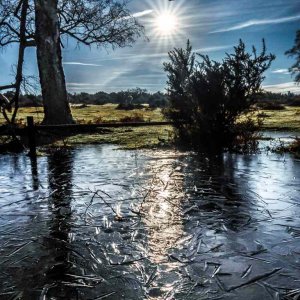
[{"x1": 0, "y1": 0, "x2": 300, "y2": 94}]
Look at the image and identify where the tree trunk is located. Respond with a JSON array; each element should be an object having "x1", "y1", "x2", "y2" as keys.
[
  {"x1": 34, "y1": 0, "x2": 74, "y2": 124},
  {"x1": 11, "y1": 0, "x2": 29, "y2": 124}
]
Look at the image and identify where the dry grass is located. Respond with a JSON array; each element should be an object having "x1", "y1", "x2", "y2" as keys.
[
  {"x1": 0, "y1": 104, "x2": 299, "y2": 149},
  {"x1": 0, "y1": 104, "x2": 164, "y2": 126},
  {"x1": 257, "y1": 106, "x2": 300, "y2": 131},
  {"x1": 1, "y1": 104, "x2": 298, "y2": 131}
]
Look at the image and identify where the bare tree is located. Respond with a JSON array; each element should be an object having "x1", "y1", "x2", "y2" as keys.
[
  {"x1": 0, "y1": 0, "x2": 144, "y2": 124},
  {"x1": 0, "y1": 0, "x2": 29, "y2": 125},
  {"x1": 286, "y1": 29, "x2": 300, "y2": 83}
]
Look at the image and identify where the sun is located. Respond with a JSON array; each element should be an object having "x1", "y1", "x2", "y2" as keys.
[
  {"x1": 143, "y1": 0, "x2": 186, "y2": 45},
  {"x1": 155, "y1": 12, "x2": 178, "y2": 36}
]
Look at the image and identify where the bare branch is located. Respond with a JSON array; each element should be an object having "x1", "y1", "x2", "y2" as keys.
[
  {"x1": 0, "y1": 84, "x2": 16, "y2": 91},
  {"x1": 58, "y1": 0, "x2": 144, "y2": 48},
  {"x1": 1, "y1": 0, "x2": 144, "y2": 50},
  {"x1": 0, "y1": 0, "x2": 35, "y2": 49}
]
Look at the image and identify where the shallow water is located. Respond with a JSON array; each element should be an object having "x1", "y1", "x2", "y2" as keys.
[{"x1": 0, "y1": 143, "x2": 299, "y2": 299}]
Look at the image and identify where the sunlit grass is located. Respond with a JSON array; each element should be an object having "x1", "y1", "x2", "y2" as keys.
[
  {"x1": 256, "y1": 106, "x2": 300, "y2": 131},
  {"x1": 2, "y1": 104, "x2": 299, "y2": 131},
  {"x1": 60, "y1": 126, "x2": 174, "y2": 150},
  {"x1": 0, "y1": 104, "x2": 299, "y2": 149},
  {"x1": 0, "y1": 104, "x2": 165, "y2": 125},
  {"x1": 236, "y1": 106, "x2": 300, "y2": 131}
]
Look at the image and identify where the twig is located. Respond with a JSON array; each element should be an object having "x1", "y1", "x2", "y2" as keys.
[{"x1": 227, "y1": 268, "x2": 281, "y2": 292}]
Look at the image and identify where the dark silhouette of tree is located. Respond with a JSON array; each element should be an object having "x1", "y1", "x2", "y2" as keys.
[
  {"x1": 0, "y1": 0, "x2": 29, "y2": 126},
  {"x1": 0, "y1": 0, "x2": 144, "y2": 124},
  {"x1": 286, "y1": 29, "x2": 300, "y2": 83},
  {"x1": 163, "y1": 39, "x2": 275, "y2": 150}
]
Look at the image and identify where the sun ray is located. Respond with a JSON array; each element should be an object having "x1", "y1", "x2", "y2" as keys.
[{"x1": 142, "y1": 0, "x2": 187, "y2": 48}]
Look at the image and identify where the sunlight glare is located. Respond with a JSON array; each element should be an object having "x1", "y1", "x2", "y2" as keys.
[
  {"x1": 155, "y1": 12, "x2": 177, "y2": 35},
  {"x1": 143, "y1": 0, "x2": 186, "y2": 46}
]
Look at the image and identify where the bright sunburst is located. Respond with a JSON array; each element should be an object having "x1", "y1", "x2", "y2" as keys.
[
  {"x1": 155, "y1": 12, "x2": 178, "y2": 36},
  {"x1": 142, "y1": 0, "x2": 185, "y2": 45}
]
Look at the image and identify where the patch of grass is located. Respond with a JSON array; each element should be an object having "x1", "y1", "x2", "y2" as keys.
[
  {"x1": 1, "y1": 104, "x2": 299, "y2": 131},
  {"x1": 0, "y1": 104, "x2": 164, "y2": 125},
  {"x1": 0, "y1": 104, "x2": 299, "y2": 150},
  {"x1": 257, "y1": 102, "x2": 286, "y2": 110},
  {"x1": 239, "y1": 106, "x2": 300, "y2": 131},
  {"x1": 258, "y1": 106, "x2": 300, "y2": 131},
  {"x1": 119, "y1": 112, "x2": 145, "y2": 123},
  {"x1": 63, "y1": 126, "x2": 174, "y2": 149}
]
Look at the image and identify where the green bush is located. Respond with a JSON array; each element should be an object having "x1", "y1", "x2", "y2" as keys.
[{"x1": 163, "y1": 39, "x2": 275, "y2": 150}]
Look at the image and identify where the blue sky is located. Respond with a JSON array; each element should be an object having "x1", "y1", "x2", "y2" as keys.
[{"x1": 1, "y1": 0, "x2": 300, "y2": 94}]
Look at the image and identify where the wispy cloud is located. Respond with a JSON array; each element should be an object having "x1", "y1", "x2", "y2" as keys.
[
  {"x1": 63, "y1": 62, "x2": 102, "y2": 67},
  {"x1": 82, "y1": 52, "x2": 168, "y2": 63},
  {"x1": 211, "y1": 14, "x2": 300, "y2": 33},
  {"x1": 194, "y1": 45, "x2": 233, "y2": 53},
  {"x1": 66, "y1": 82, "x2": 161, "y2": 92},
  {"x1": 133, "y1": 74, "x2": 165, "y2": 79},
  {"x1": 271, "y1": 69, "x2": 290, "y2": 75},
  {"x1": 263, "y1": 82, "x2": 300, "y2": 94},
  {"x1": 67, "y1": 83, "x2": 104, "y2": 87},
  {"x1": 272, "y1": 69, "x2": 289, "y2": 74},
  {"x1": 84, "y1": 45, "x2": 233, "y2": 64},
  {"x1": 132, "y1": 9, "x2": 153, "y2": 18}
]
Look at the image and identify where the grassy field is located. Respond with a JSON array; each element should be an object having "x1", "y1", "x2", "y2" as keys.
[
  {"x1": 0, "y1": 105, "x2": 171, "y2": 149},
  {"x1": 65, "y1": 126, "x2": 174, "y2": 149},
  {"x1": 1, "y1": 104, "x2": 299, "y2": 149},
  {"x1": 257, "y1": 106, "x2": 300, "y2": 131},
  {"x1": 1, "y1": 104, "x2": 164, "y2": 125},
  {"x1": 2, "y1": 104, "x2": 299, "y2": 129}
]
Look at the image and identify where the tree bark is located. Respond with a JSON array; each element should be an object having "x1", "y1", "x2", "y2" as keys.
[{"x1": 34, "y1": 0, "x2": 74, "y2": 124}]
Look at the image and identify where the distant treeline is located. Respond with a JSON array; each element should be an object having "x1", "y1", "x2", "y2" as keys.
[
  {"x1": 1, "y1": 89, "x2": 300, "y2": 108},
  {"x1": 2, "y1": 88, "x2": 168, "y2": 108},
  {"x1": 255, "y1": 91, "x2": 300, "y2": 108}
]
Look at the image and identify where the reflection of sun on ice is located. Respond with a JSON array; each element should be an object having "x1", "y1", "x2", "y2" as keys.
[
  {"x1": 140, "y1": 161, "x2": 185, "y2": 264},
  {"x1": 155, "y1": 12, "x2": 178, "y2": 35}
]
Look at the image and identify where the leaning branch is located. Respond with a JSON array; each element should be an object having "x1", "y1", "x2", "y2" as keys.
[{"x1": 0, "y1": 84, "x2": 16, "y2": 91}]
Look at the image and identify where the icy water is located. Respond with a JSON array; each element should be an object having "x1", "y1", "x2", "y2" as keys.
[{"x1": 0, "y1": 144, "x2": 300, "y2": 299}]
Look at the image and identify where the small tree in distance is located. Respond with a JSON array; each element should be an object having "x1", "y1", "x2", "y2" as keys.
[{"x1": 163, "y1": 39, "x2": 275, "y2": 150}]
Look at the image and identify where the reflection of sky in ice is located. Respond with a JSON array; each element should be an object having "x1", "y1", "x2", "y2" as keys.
[{"x1": 232, "y1": 153, "x2": 300, "y2": 221}]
